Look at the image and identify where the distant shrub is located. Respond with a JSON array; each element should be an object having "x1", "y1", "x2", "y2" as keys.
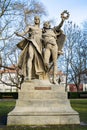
[
  {"x1": 0, "y1": 92, "x2": 18, "y2": 99},
  {"x1": 68, "y1": 92, "x2": 87, "y2": 99}
]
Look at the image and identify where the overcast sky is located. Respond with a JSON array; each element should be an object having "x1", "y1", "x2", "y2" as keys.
[{"x1": 39, "y1": 0, "x2": 87, "y2": 26}]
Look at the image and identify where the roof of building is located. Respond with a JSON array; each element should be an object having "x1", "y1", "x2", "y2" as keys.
[
  {"x1": 68, "y1": 84, "x2": 83, "y2": 87},
  {"x1": 0, "y1": 65, "x2": 66, "y2": 76},
  {"x1": 49, "y1": 70, "x2": 65, "y2": 76},
  {"x1": 0, "y1": 65, "x2": 16, "y2": 74}
]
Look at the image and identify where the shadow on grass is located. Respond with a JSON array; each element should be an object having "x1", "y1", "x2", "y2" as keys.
[
  {"x1": 0, "y1": 115, "x2": 7, "y2": 125},
  {"x1": 0, "y1": 125, "x2": 87, "y2": 130}
]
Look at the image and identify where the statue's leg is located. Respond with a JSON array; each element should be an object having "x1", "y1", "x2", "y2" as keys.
[
  {"x1": 44, "y1": 44, "x2": 51, "y2": 71},
  {"x1": 51, "y1": 45, "x2": 58, "y2": 84},
  {"x1": 27, "y1": 44, "x2": 34, "y2": 80}
]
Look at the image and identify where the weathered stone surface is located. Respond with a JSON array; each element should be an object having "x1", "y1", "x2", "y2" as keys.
[{"x1": 7, "y1": 80, "x2": 80, "y2": 125}]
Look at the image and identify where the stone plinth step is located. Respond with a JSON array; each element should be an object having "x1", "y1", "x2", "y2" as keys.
[
  {"x1": 18, "y1": 91, "x2": 67, "y2": 99},
  {"x1": 7, "y1": 80, "x2": 80, "y2": 125}
]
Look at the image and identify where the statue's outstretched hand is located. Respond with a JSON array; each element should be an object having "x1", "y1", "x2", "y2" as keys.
[{"x1": 61, "y1": 10, "x2": 70, "y2": 21}]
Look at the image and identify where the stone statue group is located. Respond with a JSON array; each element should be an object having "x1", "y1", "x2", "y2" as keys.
[{"x1": 15, "y1": 10, "x2": 69, "y2": 84}]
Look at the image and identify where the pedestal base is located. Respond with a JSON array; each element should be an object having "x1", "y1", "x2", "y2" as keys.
[{"x1": 7, "y1": 80, "x2": 80, "y2": 125}]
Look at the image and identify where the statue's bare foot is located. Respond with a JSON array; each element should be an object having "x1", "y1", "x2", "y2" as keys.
[
  {"x1": 52, "y1": 79, "x2": 58, "y2": 85},
  {"x1": 24, "y1": 77, "x2": 32, "y2": 82}
]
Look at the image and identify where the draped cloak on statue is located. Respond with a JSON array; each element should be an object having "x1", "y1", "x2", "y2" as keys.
[{"x1": 17, "y1": 37, "x2": 45, "y2": 79}]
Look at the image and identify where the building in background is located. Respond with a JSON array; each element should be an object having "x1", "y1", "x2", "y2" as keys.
[
  {"x1": 80, "y1": 69, "x2": 87, "y2": 84},
  {"x1": 67, "y1": 84, "x2": 83, "y2": 92},
  {"x1": 0, "y1": 66, "x2": 66, "y2": 92},
  {"x1": 0, "y1": 66, "x2": 18, "y2": 92},
  {"x1": 67, "y1": 69, "x2": 87, "y2": 92},
  {"x1": 0, "y1": 66, "x2": 87, "y2": 92}
]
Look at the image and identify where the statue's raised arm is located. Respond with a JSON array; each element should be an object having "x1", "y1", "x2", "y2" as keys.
[
  {"x1": 54, "y1": 10, "x2": 70, "y2": 32},
  {"x1": 42, "y1": 10, "x2": 70, "y2": 84}
]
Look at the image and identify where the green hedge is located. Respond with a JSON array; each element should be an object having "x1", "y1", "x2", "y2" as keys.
[
  {"x1": 1, "y1": 92, "x2": 87, "y2": 99},
  {"x1": 68, "y1": 92, "x2": 87, "y2": 99},
  {"x1": 0, "y1": 92, "x2": 18, "y2": 99}
]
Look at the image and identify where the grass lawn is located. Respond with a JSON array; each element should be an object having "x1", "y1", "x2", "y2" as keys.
[
  {"x1": 70, "y1": 99, "x2": 87, "y2": 123},
  {"x1": 0, "y1": 99, "x2": 87, "y2": 130},
  {"x1": 0, "y1": 100, "x2": 16, "y2": 116}
]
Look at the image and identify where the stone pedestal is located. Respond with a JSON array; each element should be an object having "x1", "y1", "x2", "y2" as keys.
[{"x1": 7, "y1": 80, "x2": 80, "y2": 125}]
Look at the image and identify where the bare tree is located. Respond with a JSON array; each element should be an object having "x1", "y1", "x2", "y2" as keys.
[
  {"x1": 63, "y1": 21, "x2": 87, "y2": 91},
  {"x1": 0, "y1": 0, "x2": 47, "y2": 40},
  {"x1": 0, "y1": 0, "x2": 47, "y2": 60},
  {"x1": 82, "y1": 20, "x2": 87, "y2": 34},
  {"x1": 0, "y1": 0, "x2": 11, "y2": 17},
  {"x1": 0, "y1": 0, "x2": 47, "y2": 88}
]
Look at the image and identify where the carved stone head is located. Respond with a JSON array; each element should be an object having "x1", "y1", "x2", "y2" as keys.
[
  {"x1": 43, "y1": 21, "x2": 51, "y2": 29},
  {"x1": 34, "y1": 16, "x2": 40, "y2": 25}
]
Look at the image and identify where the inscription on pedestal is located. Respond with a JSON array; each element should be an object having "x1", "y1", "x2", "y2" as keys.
[{"x1": 35, "y1": 87, "x2": 51, "y2": 90}]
